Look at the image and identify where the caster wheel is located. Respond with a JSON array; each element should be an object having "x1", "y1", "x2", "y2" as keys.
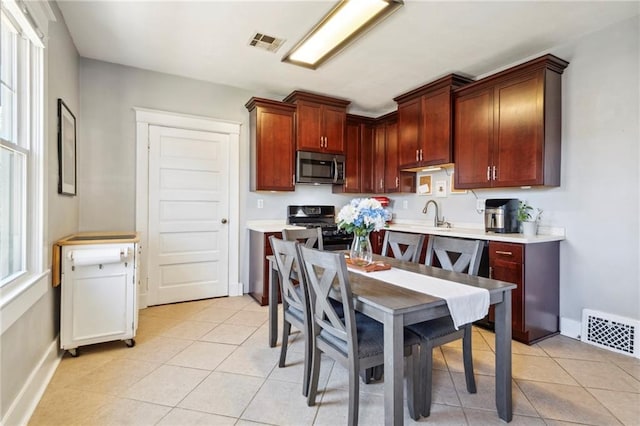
[
  {"x1": 68, "y1": 348, "x2": 78, "y2": 357},
  {"x1": 125, "y1": 339, "x2": 136, "y2": 348}
]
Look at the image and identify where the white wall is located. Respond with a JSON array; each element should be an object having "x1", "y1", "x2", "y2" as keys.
[
  {"x1": 1, "y1": 1, "x2": 80, "y2": 421},
  {"x1": 77, "y1": 16, "x2": 639, "y2": 336}
]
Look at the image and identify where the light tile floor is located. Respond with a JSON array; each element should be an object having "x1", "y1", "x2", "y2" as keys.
[{"x1": 29, "y1": 295, "x2": 640, "y2": 425}]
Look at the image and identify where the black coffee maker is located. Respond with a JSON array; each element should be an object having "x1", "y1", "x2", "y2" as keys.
[{"x1": 484, "y1": 199, "x2": 519, "y2": 233}]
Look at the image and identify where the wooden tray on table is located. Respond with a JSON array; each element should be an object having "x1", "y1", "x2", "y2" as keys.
[{"x1": 345, "y1": 257, "x2": 391, "y2": 273}]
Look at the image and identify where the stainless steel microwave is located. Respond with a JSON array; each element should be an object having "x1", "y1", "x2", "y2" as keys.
[{"x1": 296, "y1": 151, "x2": 345, "y2": 185}]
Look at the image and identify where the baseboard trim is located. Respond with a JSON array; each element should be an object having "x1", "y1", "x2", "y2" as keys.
[
  {"x1": 560, "y1": 316, "x2": 582, "y2": 340},
  {"x1": 2, "y1": 338, "x2": 61, "y2": 426}
]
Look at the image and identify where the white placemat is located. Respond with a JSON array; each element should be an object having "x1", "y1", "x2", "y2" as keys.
[{"x1": 350, "y1": 266, "x2": 489, "y2": 329}]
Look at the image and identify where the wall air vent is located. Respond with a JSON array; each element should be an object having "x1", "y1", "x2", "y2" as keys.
[
  {"x1": 248, "y1": 33, "x2": 285, "y2": 53},
  {"x1": 581, "y1": 309, "x2": 639, "y2": 358}
]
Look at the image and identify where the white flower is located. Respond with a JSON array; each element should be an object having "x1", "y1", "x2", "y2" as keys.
[{"x1": 337, "y1": 198, "x2": 390, "y2": 236}]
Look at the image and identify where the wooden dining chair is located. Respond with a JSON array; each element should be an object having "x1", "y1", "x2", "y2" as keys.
[
  {"x1": 297, "y1": 245, "x2": 421, "y2": 425},
  {"x1": 268, "y1": 236, "x2": 313, "y2": 397},
  {"x1": 407, "y1": 236, "x2": 484, "y2": 417},
  {"x1": 282, "y1": 227, "x2": 324, "y2": 250},
  {"x1": 381, "y1": 231, "x2": 425, "y2": 262}
]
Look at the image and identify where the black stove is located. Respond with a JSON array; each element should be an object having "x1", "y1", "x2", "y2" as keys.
[{"x1": 287, "y1": 205, "x2": 352, "y2": 250}]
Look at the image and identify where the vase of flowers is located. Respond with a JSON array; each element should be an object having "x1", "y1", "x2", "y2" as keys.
[{"x1": 337, "y1": 198, "x2": 391, "y2": 266}]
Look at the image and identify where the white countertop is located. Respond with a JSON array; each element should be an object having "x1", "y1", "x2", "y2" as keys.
[{"x1": 245, "y1": 219, "x2": 565, "y2": 244}]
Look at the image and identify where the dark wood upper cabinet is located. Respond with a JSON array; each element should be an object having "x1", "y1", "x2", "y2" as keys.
[
  {"x1": 360, "y1": 121, "x2": 375, "y2": 193},
  {"x1": 334, "y1": 114, "x2": 375, "y2": 194},
  {"x1": 283, "y1": 91, "x2": 350, "y2": 154},
  {"x1": 395, "y1": 74, "x2": 473, "y2": 170},
  {"x1": 382, "y1": 113, "x2": 399, "y2": 193},
  {"x1": 454, "y1": 54, "x2": 569, "y2": 189},
  {"x1": 373, "y1": 118, "x2": 387, "y2": 193},
  {"x1": 245, "y1": 98, "x2": 296, "y2": 191}
]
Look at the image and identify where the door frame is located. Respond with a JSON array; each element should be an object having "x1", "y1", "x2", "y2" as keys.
[{"x1": 134, "y1": 108, "x2": 242, "y2": 308}]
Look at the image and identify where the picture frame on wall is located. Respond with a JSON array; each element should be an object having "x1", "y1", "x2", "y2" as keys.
[
  {"x1": 450, "y1": 172, "x2": 467, "y2": 194},
  {"x1": 435, "y1": 180, "x2": 447, "y2": 197},
  {"x1": 417, "y1": 174, "x2": 432, "y2": 195},
  {"x1": 58, "y1": 99, "x2": 77, "y2": 195}
]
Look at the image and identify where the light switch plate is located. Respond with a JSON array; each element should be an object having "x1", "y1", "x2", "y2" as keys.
[
  {"x1": 257, "y1": 199, "x2": 264, "y2": 209},
  {"x1": 402, "y1": 200, "x2": 408, "y2": 209},
  {"x1": 476, "y1": 199, "x2": 485, "y2": 212}
]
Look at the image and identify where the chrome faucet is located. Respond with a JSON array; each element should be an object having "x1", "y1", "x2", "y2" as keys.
[{"x1": 422, "y1": 199, "x2": 445, "y2": 227}]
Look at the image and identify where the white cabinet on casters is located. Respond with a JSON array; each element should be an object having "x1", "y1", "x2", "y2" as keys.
[{"x1": 60, "y1": 240, "x2": 138, "y2": 357}]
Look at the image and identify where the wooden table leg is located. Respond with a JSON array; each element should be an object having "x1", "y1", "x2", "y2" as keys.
[
  {"x1": 383, "y1": 312, "x2": 404, "y2": 426},
  {"x1": 268, "y1": 257, "x2": 278, "y2": 348},
  {"x1": 494, "y1": 289, "x2": 513, "y2": 422}
]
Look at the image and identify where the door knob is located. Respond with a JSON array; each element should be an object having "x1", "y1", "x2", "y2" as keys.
[{"x1": 221, "y1": 218, "x2": 228, "y2": 224}]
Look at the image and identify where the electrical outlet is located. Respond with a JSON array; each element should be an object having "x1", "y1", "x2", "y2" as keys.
[
  {"x1": 257, "y1": 199, "x2": 264, "y2": 209},
  {"x1": 476, "y1": 199, "x2": 485, "y2": 212},
  {"x1": 402, "y1": 200, "x2": 408, "y2": 210}
]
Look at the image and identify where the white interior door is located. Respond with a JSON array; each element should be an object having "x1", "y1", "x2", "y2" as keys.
[{"x1": 147, "y1": 125, "x2": 230, "y2": 305}]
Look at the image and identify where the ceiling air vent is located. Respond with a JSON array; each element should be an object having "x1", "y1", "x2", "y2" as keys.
[{"x1": 249, "y1": 32, "x2": 285, "y2": 53}]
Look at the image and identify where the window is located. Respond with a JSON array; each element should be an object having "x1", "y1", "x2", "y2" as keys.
[{"x1": 0, "y1": 3, "x2": 44, "y2": 296}]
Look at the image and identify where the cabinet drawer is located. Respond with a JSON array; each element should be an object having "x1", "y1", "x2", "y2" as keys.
[{"x1": 489, "y1": 241, "x2": 523, "y2": 263}]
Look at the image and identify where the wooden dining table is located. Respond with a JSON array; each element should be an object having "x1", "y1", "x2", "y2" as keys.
[{"x1": 267, "y1": 253, "x2": 516, "y2": 425}]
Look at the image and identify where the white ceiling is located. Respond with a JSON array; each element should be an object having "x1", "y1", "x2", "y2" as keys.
[{"x1": 56, "y1": 1, "x2": 638, "y2": 116}]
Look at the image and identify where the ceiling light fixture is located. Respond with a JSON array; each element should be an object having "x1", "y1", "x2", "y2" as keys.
[{"x1": 282, "y1": 0, "x2": 403, "y2": 69}]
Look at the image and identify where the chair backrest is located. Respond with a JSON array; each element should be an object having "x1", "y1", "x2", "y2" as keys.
[
  {"x1": 425, "y1": 236, "x2": 483, "y2": 276},
  {"x1": 283, "y1": 227, "x2": 324, "y2": 250},
  {"x1": 269, "y1": 236, "x2": 309, "y2": 315},
  {"x1": 381, "y1": 231, "x2": 425, "y2": 262},
  {"x1": 296, "y1": 245, "x2": 356, "y2": 360}
]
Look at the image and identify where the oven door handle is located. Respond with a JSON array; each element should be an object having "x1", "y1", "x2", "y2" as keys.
[{"x1": 332, "y1": 157, "x2": 338, "y2": 183}]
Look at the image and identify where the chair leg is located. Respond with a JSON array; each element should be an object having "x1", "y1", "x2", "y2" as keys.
[
  {"x1": 361, "y1": 368, "x2": 373, "y2": 384},
  {"x1": 279, "y1": 320, "x2": 291, "y2": 368},
  {"x1": 348, "y1": 360, "x2": 360, "y2": 426},
  {"x1": 307, "y1": 346, "x2": 321, "y2": 407},
  {"x1": 302, "y1": 327, "x2": 311, "y2": 397},
  {"x1": 406, "y1": 345, "x2": 420, "y2": 421},
  {"x1": 462, "y1": 326, "x2": 477, "y2": 393},
  {"x1": 373, "y1": 364, "x2": 384, "y2": 381},
  {"x1": 420, "y1": 340, "x2": 434, "y2": 417}
]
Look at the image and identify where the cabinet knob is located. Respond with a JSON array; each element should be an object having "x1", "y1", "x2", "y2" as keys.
[
  {"x1": 487, "y1": 166, "x2": 491, "y2": 181},
  {"x1": 221, "y1": 218, "x2": 228, "y2": 224},
  {"x1": 492, "y1": 166, "x2": 497, "y2": 180}
]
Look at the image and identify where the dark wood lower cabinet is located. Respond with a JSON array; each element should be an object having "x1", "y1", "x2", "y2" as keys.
[
  {"x1": 249, "y1": 231, "x2": 281, "y2": 306},
  {"x1": 488, "y1": 240, "x2": 560, "y2": 344}
]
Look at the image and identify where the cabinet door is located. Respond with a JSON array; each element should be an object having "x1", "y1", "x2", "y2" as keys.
[
  {"x1": 454, "y1": 88, "x2": 494, "y2": 189},
  {"x1": 489, "y1": 242, "x2": 524, "y2": 334},
  {"x1": 373, "y1": 124, "x2": 386, "y2": 193},
  {"x1": 422, "y1": 88, "x2": 452, "y2": 165},
  {"x1": 493, "y1": 71, "x2": 545, "y2": 186},
  {"x1": 384, "y1": 121, "x2": 400, "y2": 192},
  {"x1": 296, "y1": 101, "x2": 323, "y2": 152},
  {"x1": 323, "y1": 105, "x2": 346, "y2": 154},
  {"x1": 255, "y1": 106, "x2": 295, "y2": 191},
  {"x1": 341, "y1": 121, "x2": 361, "y2": 193},
  {"x1": 360, "y1": 124, "x2": 375, "y2": 193},
  {"x1": 371, "y1": 230, "x2": 386, "y2": 254},
  {"x1": 397, "y1": 97, "x2": 421, "y2": 168}
]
